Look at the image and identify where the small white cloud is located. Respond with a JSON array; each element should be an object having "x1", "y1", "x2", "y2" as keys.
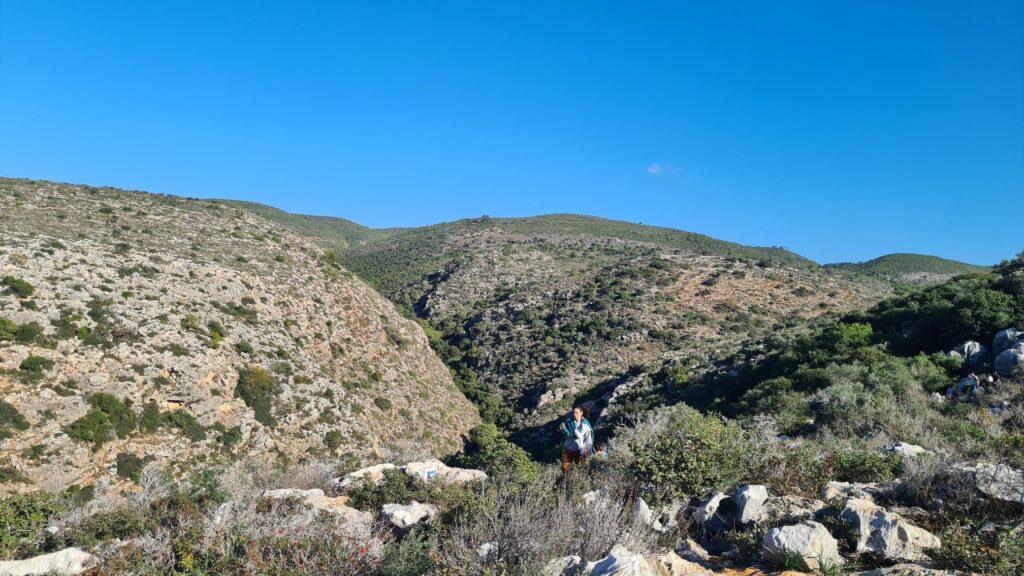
[{"x1": 647, "y1": 161, "x2": 674, "y2": 175}]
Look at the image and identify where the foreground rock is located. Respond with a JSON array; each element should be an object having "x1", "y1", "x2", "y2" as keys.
[
  {"x1": 0, "y1": 548, "x2": 92, "y2": 576},
  {"x1": 259, "y1": 488, "x2": 372, "y2": 528},
  {"x1": 950, "y1": 340, "x2": 989, "y2": 370},
  {"x1": 947, "y1": 463, "x2": 1024, "y2": 507},
  {"x1": 994, "y1": 344, "x2": 1023, "y2": 377},
  {"x1": 821, "y1": 480, "x2": 895, "y2": 503},
  {"x1": 735, "y1": 484, "x2": 769, "y2": 524},
  {"x1": 993, "y1": 327, "x2": 1022, "y2": 355},
  {"x1": 762, "y1": 521, "x2": 843, "y2": 571},
  {"x1": 840, "y1": 498, "x2": 941, "y2": 562},
  {"x1": 335, "y1": 463, "x2": 397, "y2": 491},
  {"x1": 402, "y1": 459, "x2": 488, "y2": 483},
  {"x1": 380, "y1": 501, "x2": 436, "y2": 529},
  {"x1": 583, "y1": 545, "x2": 662, "y2": 576}
]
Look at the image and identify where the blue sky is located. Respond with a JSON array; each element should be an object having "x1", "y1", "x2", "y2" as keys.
[{"x1": 1, "y1": 1, "x2": 1021, "y2": 265}]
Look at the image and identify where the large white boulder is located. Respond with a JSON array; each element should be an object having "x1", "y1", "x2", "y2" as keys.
[
  {"x1": 0, "y1": 548, "x2": 92, "y2": 576},
  {"x1": 402, "y1": 459, "x2": 487, "y2": 483},
  {"x1": 840, "y1": 498, "x2": 941, "y2": 562},
  {"x1": 735, "y1": 484, "x2": 769, "y2": 524},
  {"x1": 889, "y1": 442, "x2": 930, "y2": 458},
  {"x1": 334, "y1": 463, "x2": 397, "y2": 491},
  {"x1": 380, "y1": 501, "x2": 436, "y2": 529},
  {"x1": 952, "y1": 340, "x2": 989, "y2": 370},
  {"x1": 762, "y1": 521, "x2": 844, "y2": 571}
]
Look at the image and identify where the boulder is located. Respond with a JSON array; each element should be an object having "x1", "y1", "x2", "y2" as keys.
[
  {"x1": 0, "y1": 548, "x2": 93, "y2": 576},
  {"x1": 951, "y1": 463, "x2": 1024, "y2": 507},
  {"x1": 766, "y1": 495, "x2": 827, "y2": 524},
  {"x1": 692, "y1": 492, "x2": 727, "y2": 524},
  {"x1": 888, "y1": 443, "x2": 930, "y2": 458},
  {"x1": 259, "y1": 488, "x2": 373, "y2": 528},
  {"x1": 476, "y1": 542, "x2": 497, "y2": 560},
  {"x1": 334, "y1": 463, "x2": 397, "y2": 491},
  {"x1": 542, "y1": 555, "x2": 583, "y2": 576},
  {"x1": 674, "y1": 538, "x2": 711, "y2": 563},
  {"x1": 994, "y1": 345, "x2": 1023, "y2": 377},
  {"x1": 951, "y1": 374, "x2": 980, "y2": 396},
  {"x1": 585, "y1": 544, "x2": 662, "y2": 576},
  {"x1": 821, "y1": 481, "x2": 892, "y2": 503},
  {"x1": 762, "y1": 521, "x2": 843, "y2": 571},
  {"x1": 380, "y1": 501, "x2": 436, "y2": 529},
  {"x1": 993, "y1": 327, "x2": 1022, "y2": 355},
  {"x1": 840, "y1": 498, "x2": 941, "y2": 562},
  {"x1": 735, "y1": 484, "x2": 769, "y2": 524},
  {"x1": 953, "y1": 341, "x2": 989, "y2": 370},
  {"x1": 402, "y1": 459, "x2": 487, "y2": 483},
  {"x1": 655, "y1": 550, "x2": 715, "y2": 576}
]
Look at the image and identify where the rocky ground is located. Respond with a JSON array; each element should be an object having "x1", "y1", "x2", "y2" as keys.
[{"x1": 0, "y1": 178, "x2": 479, "y2": 491}]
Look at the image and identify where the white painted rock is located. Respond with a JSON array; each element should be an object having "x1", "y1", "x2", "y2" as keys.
[
  {"x1": 762, "y1": 521, "x2": 844, "y2": 571},
  {"x1": 402, "y1": 459, "x2": 487, "y2": 483},
  {"x1": 0, "y1": 548, "x2": 93, "y2": 576},
  {"x1": 380, "y1": 500, "x2": 436, "y2": 529},
  {"x1": 841, "y1": 498, "x2": 940, "y2": 562},
  {"x1": 735, "y1": 484, "x2": 769, "y2": 524}
]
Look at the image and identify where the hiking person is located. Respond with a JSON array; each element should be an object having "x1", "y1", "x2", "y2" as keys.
[{"x1": 559, "y1": 405, "x2": 594, "y2": 473}]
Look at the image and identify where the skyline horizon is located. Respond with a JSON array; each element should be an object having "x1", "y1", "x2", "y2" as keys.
[{"x1": 1, "y1": 172, "x2": 1012, "y2": 267}]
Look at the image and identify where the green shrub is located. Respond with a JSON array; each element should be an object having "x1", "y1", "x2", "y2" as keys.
[
  {"x1": 0, "y1": 467, "x2": 29, "y2": 484},
  {"x1": 0, "y1": 401, "x2": 30, "y2": 439},
  {"x1": 629, "y1": 405, "x2": 750, "y2": 499},
  {"x1": 0, "y1": 492, "x2": 63, "y2": 558},
  {"x1": 2, "y1": 276, "x2": 35, "y2": 298},
  {"x1": 380, "y1": 526, "x2": 437, "y2": 576},
  {"x1": 348, "y1": 469, "x2": 419, "y2": 511},
  {"x1": 19, "y1": 355, "x2": 54, "y2": 375},
  {"x1": 831, "y1": 448, "x2": 902, "y2": 483},
  {"x1": 217, "y1": 426, "x2": 242, "y2": 448},
  {"x1": 235, "y1": 366, "x2": 278, "y2": 426},
  {"x1": 235, "y1": 340, "x2": 254, "y2": 354},
  {"x1": 64, "y1": 410, "x2": 114, "y2": 450},
  {"x1": 65, "y1": 508, "x2": 151, "y2": 547},
  {"x1": 323, "y1": 430, "x2": 342, "y2": 451},
  {"x1": 928, "y1": 522, "x2": 1024, "y2": 575},
  {"x1": 89, "y1": 394, "x2": 136, "y2": 438},
  {"x1": 115, "y1": 452, "x2": 146, "y2": 483},
  {"x1": 139, "y1": 403, "x2": 161, "y2": 433},
  {"x1": 374, "y1": 397, "x2": 393, "y2": 411},
  {"x1": 0, "y1": 317, "x2": 17, "y2": 341},
  {"x1": 163, "y1": 410, "x2": 206, "y2": 441},
  {"x1": 453, "y1": 423, "x2": 539, "y2": 484}
]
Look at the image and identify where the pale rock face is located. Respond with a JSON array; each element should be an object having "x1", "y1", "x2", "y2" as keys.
[
  {"x1": 402, "y1": 459, "x2": 487, "y2": 483},
  {"x1": 380, "y1": 501, "x2": 436, "y2": 529},
  {"x1": 889, "y1": 442, "x2": 930, "y2": 458},
  {"x1": 821, "y1": 480, "x2": 891, "y2": 503},
  {"x1": 655, "y1": 550, "x2": 715, "y2": 576},
  {"x1": 692, "y1": 492, "x2": 727, "y2": 524},
  {"x1": 735, "y1": 484, "x2": 770, "y2": 524},
  {"x1": 840, "y1": 498, "x2": 941, "y2": 562},
  {"x1": 954, "y1": 463, "x2": 1024, "y2": 506},
  {"x1": 0, "y1": 548, "x2": 93, "y2": 576},
  {"x1": 767, "y1": 495, "x2": 827, "y2": 523},
  {"x1": 762, "y1": 521, "x2": 844, "y2": 571},
  {"x1": 584, "y1": 544, "x2": 663, "y2": 576},
  {"x1": 334, "y1": 463, "x2": 397, "y2": 491}
]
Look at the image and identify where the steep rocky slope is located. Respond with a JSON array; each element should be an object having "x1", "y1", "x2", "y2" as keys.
[
  {"x1": 0, "y1": 178, "x2": 478, "y2": 491},
  {"x1": 230, "y1": 205, "x2": 895, "y2": 433}
]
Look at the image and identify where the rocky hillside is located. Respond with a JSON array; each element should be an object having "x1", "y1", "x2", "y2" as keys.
[
  {"x1": 230, "y1": 205, "x2": 895, "y2": 435},
  {"x1": 826, "y1": 253, "x2": 990, "y2": 286},
  {"x1": 0, "y1": 178, "x2": 479, "y2": 491}
]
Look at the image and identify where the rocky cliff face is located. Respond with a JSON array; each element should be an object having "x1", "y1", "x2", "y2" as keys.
[{"x1": 0, "y1": 178, "x2": 478, "y2": 490}]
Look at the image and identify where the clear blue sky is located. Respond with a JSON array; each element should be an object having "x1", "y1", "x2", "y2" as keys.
[{"x1": 2, "y1": 1, "x2": 1021, "y2": 265}]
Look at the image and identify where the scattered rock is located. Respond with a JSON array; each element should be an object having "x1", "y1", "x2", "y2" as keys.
[
  {"x1": 476, "y1": 542, "x2": 497, "y2": 560},
  {"x1": 993, "y1": 327, "x2": 1022, "y2": 355},
  {"x1": 994, "y1": 345, "x2": 1023, "y2": 377},
  {"x1": 542, "y1": 555, "x2": 583, "y2": 576},
  {"x1": 951, "y1": 340, "x2": 989, "y2": 370},
  {"x1": 585, "y1": 544, "x2": 662, "y2": 576},
  {"x1": 762, "y1": 521, "x2": 843, "y2": 571},
  {"x1": 674, "y1": 538, "x2": 711, "y2": 563},
  {"x1": 692, "y1": 492, "x2": 728, "y2": 524},
  {"x1": 888, "y1": 443, "x2": 930, "y2": 458},
  {"x1": 856, "y1": 564, "x2": 967, "y2": 575},
  {"x1": 402, "y1": 459, "x2": 487, "y2": 483},
  {"x1": 334, "y1": 463, "x2": 397, "y2": 492},
  {"x1": 0, "y1": 548, "x2": 92, "y2": 576},
  {"x1": 735, "y1": 484, "x2": 769, "y2": 524},
  {"x1": 380, "y1": 501, "x2": 436, "y2": 529},
  {"x1": 656, "y1": 550, "x2": 715, "y2": 576},
  {"x1": 821, "y1": 481, "x2": 893, "y2": 503},
  {"x1": 259, "y1": 488, "x2": 373, "y2": 527},
  {"x1": 840, "y1": 498, "x2": 941, "y2": 562},
  {"x1": 951, "y1": 463, "x2": 1024, "y2": 507},
  {"x1": 767, "y1": 495, "x2": 827, "y2": 523}
]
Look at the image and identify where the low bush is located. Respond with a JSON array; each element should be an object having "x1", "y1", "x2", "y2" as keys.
[
  {"x1": 235, "y1": 366, "x2": 278, "y2": 426},
  {"x1": 453, "y1": 423, "x2": 539, "y2": 485},
  {"x1": 0, "y1": 492, "x2": 63, "y2": 559},
  {"x1": 116, "y1": 452, "x2": 147, "y2": 483},
  {"x1": 0, "y1": 400, "x2": 30, "y2": 439},
  {"x1": 2, "y1": 276, "x2": 35, "y2": 298}
]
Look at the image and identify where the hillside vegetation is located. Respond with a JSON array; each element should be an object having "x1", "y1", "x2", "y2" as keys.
[
  {"x1": 0, "y1": 178, "x2": 478, "y2": 491},
  {"x1": 827, "y1": 253, "x2": 990, "y2": 286}
]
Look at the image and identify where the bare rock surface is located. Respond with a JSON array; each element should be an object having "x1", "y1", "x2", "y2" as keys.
[
  {"x1": 840, "y1": 498, "x2": 941, "y2": 562},
  {"x1": 0, "y1": 548, "x2": 92, "y2": 576},
  {"x1": 762, "y1": 520, "x2": 843, "y2": 571}
]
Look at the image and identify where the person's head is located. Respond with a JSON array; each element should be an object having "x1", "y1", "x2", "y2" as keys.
[{"x1": 572, "y1": 406, "x2": 585, "y2": 422}]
